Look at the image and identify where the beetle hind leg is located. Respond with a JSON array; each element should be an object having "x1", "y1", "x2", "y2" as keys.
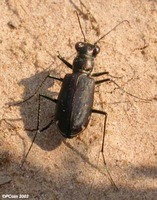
[
  {"x1": 21, "y1": 94, "x2": 57, "y2": 167},
  {"x1": 92, "y1": 109, "x2": 118, "y2": 190}
]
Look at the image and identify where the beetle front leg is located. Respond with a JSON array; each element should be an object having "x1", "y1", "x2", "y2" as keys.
[
  {"x1": 92, "y1": 108, "x2": 118, "y2": 190},
  {"x1": 57, "y1": 54, "x2": 73, "y2": 70},
  {"x1": 8, "y1": 74, "x2": 63, "y2": 106},
  {"x1": 48, "y1": 75, "x2": 63, "y2": 82}
]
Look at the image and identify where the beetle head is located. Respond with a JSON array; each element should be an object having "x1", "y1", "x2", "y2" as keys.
[
  {"x1": 75, "y1": 42, "x2": 100, "y2": 57},
  {"x1": 73, "y1": 42, "x2": 100, "y2": 74}
]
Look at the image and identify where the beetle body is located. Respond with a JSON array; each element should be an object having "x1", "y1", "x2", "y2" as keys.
[
  {"x1": 55, "y1": 73, "x2": 95, "y2": 138},
  {"x1": 55, "y1": 42, "x2": 100, "y2": 138}
]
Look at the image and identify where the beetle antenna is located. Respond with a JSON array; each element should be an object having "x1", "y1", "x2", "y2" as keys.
[
  {"x1": 75, "y1": 11, "x2": 86, "y2": 42},
  {"x1": 94, "y1": 20, "x2": 130, "y2": 45}
]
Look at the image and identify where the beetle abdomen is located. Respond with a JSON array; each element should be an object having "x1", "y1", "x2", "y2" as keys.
[{"x1": 55, "y1": 73, "x2": 95, "y2": 138}]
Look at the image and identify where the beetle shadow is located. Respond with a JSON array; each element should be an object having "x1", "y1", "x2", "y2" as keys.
[
  {"x1": 5, "y1": 68, "x2": 103, "y2": 174},
  {"x1": 130, "y1": 165, "x2": 157, "y2": 179},
  {"x1": 15, "y1": 69, "x2": 65, "y2": 152}
]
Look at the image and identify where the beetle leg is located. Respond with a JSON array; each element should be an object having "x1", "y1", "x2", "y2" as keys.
[
  {"x1": 91, "y1": 71, "x2": 109, "y2": 77},
  {"x1": 92, "y1": 71, "x2": 123, "y2": 79},
  {"x1": 38, "y1": 94, "x2": 58, "y2": 131},
  {"x1": 91, "y1": 109, "x2": 107, "y2": 153},
  {"x1": 95, "y1": 78, "x2": 150, "y2": 101},
  {"x1": 48, "y1": 75, "x2": 63, "y2": 82},
  {"x1": 21, "y1": 94, "x2": 57, "y2": 167},
  {"x1": 8, "y1": 74, "x2": 62, "y2": 106},
  {"x1": 57, "y1": 54, "x2": 73, "y2": 70},
  {"x1": 95, "y1": 78, "x2": 110, "y2": 84},
  {"x1": 37, "y1": 94, "x2": 57, "y2": 133},
  {"x1": 40, "y1": 117, "x2": 55, "y2": 132},
  {"x1": 39, "y1": 94, "x2": 58, "y2": 103},
  {"x1": 92, "y1": 108, "x2": 118, "y2": 190}
]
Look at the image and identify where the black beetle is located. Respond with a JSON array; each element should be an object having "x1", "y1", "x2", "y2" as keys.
[
  {"x1": 55, "y1": 42, "x2": 100, "y2": 138},
  {"x1": 38, "y1": 41, "x2": 108, "y2": 144}
]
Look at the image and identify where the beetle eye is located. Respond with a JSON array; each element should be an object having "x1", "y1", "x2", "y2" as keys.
[
  {"x1": 93, "y1": 46, "x2": 100, "y2": 57},
  {"x1": 75, "y1": 42, "x2": 84, "y2": 51}
]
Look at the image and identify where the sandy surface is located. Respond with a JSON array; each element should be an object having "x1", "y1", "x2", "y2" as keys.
[{"x1": 0, "y1": 0, "x2": 157, "y2": 200}]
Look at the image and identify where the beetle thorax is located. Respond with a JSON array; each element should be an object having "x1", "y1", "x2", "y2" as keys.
[{"x1": 73, "y1": 55, "x2": 94, "y2": 74}]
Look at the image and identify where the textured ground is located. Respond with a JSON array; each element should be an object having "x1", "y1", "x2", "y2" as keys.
[{"x1": 0, "y1": 0, "x2": 157, "y2": 200}]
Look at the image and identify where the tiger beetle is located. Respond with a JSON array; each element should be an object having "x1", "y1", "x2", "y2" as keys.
[{"x1": 19, "y1": 12, "x2": 148, "y2": 189}]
